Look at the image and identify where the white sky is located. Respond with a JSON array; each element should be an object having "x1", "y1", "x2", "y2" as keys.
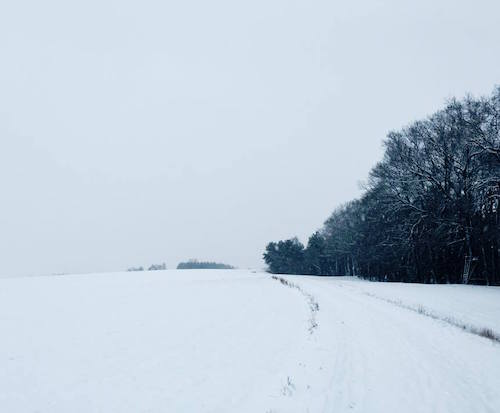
[{"x1": 1, "y1": 0, "x2": 499, "y2": 276}]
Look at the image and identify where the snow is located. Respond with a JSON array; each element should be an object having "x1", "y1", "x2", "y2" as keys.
[
  {"x1": 1, "y1": 270, "x2": 499, "y2": 412},
  {"x1": 327, "y1": 276, "x2": 500, "y2": 333}
]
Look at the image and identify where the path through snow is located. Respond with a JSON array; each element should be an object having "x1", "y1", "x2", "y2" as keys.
[{"x1": 1, "y1": 270, "x2": 499, "y2": 412}]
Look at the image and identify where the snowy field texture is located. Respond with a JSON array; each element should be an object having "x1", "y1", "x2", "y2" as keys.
[{"x1": 1, "y1": 270, "x2": 500, "y2": 413}]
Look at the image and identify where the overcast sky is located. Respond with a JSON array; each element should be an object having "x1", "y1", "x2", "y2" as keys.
[{"x1": 1, "y1": 0, "x2": 499, "y2": 276}]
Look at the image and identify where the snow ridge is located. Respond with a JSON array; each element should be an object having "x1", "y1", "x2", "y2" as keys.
[{"x1": 362, "y1": 291, "x2": 500, "y2": 343}]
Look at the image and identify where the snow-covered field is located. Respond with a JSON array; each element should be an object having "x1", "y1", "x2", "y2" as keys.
[{"x1": 1, "y1": 270, "x2": 499, "y2": 412}]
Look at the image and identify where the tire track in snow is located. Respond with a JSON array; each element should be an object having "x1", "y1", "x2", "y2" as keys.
[{"x1": 289, "y1": 277, "x2": 500, "y2": 413}]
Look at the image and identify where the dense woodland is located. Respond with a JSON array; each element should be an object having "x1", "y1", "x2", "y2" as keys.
[{"x1": 264, "y1": 88, "x2": 500, "y2": 284}]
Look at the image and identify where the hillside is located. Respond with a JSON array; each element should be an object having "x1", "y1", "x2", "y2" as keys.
[{"x1": 1, "y1": 270, "x2": 499, "y2": 412}]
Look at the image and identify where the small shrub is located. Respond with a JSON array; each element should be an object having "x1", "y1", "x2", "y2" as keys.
[{"x1": 478, "y1": 328, "x2": 497, "y2": 340}]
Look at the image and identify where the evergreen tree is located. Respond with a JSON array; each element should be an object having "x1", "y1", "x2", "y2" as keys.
[{"x1": 263, "y1": 238, "x2": 305, "y2": 274}]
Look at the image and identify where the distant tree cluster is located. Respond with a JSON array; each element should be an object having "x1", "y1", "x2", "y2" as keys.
[
  {"x1": 148, "y1": 263, "x2": 167, "y2": 271},
  {"x1": 177, "y1": 259, "x2": 235, "y2": 270},
  {"x1": 127, "y1": 263, "x2": 166, "y2": 272},
  {"x1": 265, "y1": 87, "x2": 500, "y2": 284}
]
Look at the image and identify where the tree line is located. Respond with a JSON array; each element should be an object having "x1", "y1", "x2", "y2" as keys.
[
  {"x1": 127, "y1": 261, "x2": 235, "y2": 271},
  {"x1": 264, "y1": 87, "x2": 500, "y2": 284},
  {"x1": 177, "y1": 260, "x2": 235, "y2": 270}
]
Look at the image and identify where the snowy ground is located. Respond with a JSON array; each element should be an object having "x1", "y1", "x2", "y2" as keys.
[{"x1": 1, "y1": 270, "x2": 499, "y2": 412}]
